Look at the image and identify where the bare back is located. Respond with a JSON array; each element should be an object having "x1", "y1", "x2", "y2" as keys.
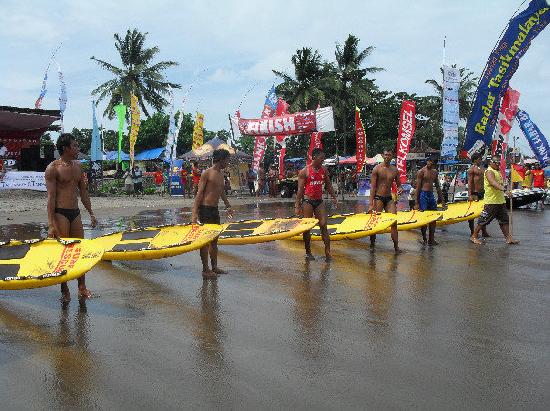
[
  {"x1": 372, "y1": 163, "x2": 399, "y2": 196},
  {"x1": 467, "y1": 165, "x2": 484, "y2": 193},
  {"x1": 45, "y1": 159, "x2": 82, "y2": 208},
  {"x1": 199, "y1": 167, "x2": 225, "y2": 207}
]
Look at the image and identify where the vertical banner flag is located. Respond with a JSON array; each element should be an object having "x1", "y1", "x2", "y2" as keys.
[
  {"x1": 396, "y1": 100, "x2": 416, "y2": 184},
  {"x1": 192, "y1": 112, "x2": 204, "y2": 150},
  {"x1": 252, "y1": 85, "x2": 277, "y2": 171},
  {"x1": 464, "y1": 0, "x2": 550, "y2": 156},
  {"x1": 114, "y1": 104, "x2": 127, "y2": 163},
  {"x1": 274, "y1": 98, "x2": 290, "y2": 179},
  {"x1": 90, "y1": 101, "x2": 103, "y2": 181},
  {"x1": 355, "y1": 107, "x2": 367, "y2": 173},
  {"x1": 56, "y1": 62, "x2": 67, "y2": 133},
  {"x1": 441, "y1": 65, "x2": 460, "y2": 158},
  {"x1": 129, "y1": 93, "x2": 141, "y2": 166},
  {"x1": 492, "y1": 88, "x2": 520, "y2": 177},
  {"x1": 164, "y1": 87, "x2": 177, "y2": 162},
  {"x1": 307, "y1": 133, "x2": 323, "y2": 167},
  {"x1": 90, "y1": 101, "x2": 102, "y2": 162},
  {"x1": 516, "y1": 109, "x2": 550, "y2": 167}
]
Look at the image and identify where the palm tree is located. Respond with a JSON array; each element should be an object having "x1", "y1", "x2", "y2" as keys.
[
  {"x1": 273, "y1": 47, "x2": 334, "y2": 112},
  {"x1": 334, "y1": 34, "x2": 383, "y2": 154},
  {"x1": 91, "y1": 29, "x2": 180, "y2": 118}
]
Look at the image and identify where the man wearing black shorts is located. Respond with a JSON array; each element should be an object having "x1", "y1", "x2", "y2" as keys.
[{"x1": 192, "y1": 149, "x2": 234, "y2": 279}]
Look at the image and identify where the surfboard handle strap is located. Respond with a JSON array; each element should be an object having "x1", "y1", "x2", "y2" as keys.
[{"x1": 2, "y1": 269, "x2": 68, "y2": 282}]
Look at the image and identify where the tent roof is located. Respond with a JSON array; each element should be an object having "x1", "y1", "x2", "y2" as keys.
[
  {"x1": 135, "y1": 147, "x2": 166, "y2": 161},
  {"x1": 104, "y1": 150, "x2": 130, "y2": 161},
  {"x1": 0, "y1": 105, "x2": 61, "y2": 139}
]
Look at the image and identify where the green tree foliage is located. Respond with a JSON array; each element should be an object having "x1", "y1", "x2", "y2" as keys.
[{"x1": 91, "y1": 29, "x2": 180, "y2": 119}]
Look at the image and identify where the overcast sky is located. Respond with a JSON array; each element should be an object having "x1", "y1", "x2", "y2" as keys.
[{"x1": 1, "y1": 0, "x2": 548, "y2": 154}]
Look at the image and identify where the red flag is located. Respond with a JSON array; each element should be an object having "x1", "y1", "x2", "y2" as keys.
[
  {"x1": 396, "y1": 100, "x2": 416, "y2": 184},
  {"x1": 493, "y1": 88, "x2": 520, "y2": 177},
  {"x1": 355, "y1": 107, "x2": 366, "y2": 174}
]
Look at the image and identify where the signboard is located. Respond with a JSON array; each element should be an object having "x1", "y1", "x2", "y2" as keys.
[{"x1": 0, "y1": 171, "x2": 46, "y2": 191}]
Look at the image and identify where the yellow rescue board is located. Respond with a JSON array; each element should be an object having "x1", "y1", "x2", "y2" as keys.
[
  {"x1": 100, "y1": 224, "x2": 222, "y2": 260},
  {"x1": 0, "y1": 238, "x2": 104, "y2": 290},
  {"x1": 436, "y1": 201, "x2": 484, "y2": 226},
  {"x1": 218, "y1": 218, "x2": 318, "y2": 245},
  {"x1": 379, "y1": 210, "x2": 442, "y2": 233},
  {"x1": 291, "y1": 213, "x2": 397, "y2": 241}
]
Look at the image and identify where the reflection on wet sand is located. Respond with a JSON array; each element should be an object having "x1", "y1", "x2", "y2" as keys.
[{"x1": 0, "y1": 301, "x2": 96, "y2": 409}]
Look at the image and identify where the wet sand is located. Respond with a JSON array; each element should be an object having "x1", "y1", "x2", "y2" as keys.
[{"x1": 0, "y1": 200, "x2": 549, "y2": 409}]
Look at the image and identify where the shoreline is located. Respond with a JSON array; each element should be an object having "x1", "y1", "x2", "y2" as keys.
[{"x1": 0, "y1": 189, "x2": 309, "y2": 225}]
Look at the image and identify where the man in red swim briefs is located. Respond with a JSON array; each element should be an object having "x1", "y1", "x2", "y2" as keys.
[{"x1": 295, "y1": 148, "x2": 338, "y2": 261}]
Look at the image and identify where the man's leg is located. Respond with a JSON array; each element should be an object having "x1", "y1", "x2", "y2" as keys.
[
  {"x1": 314, "y1": 203, "x2": 331, "y2": 261},
  {"x1": 468, "y1": 219, "x2": 475, "y2": 236},
  {"x1": 369, "y1": 199, "x2": 384, "y2": 248},
  {"x1": 387, "y1": 201, "x2": 400, "y2": 253},
  {"x1": 69, "y1": 215, "x2": 93, "y2": 299},
  {"x1": 55, "y1": 214, "x2": 72, "y2": 302},
  {"x1": 210, "y1": 239, "x2": 226, "y2": 274},
  {"x1": 428, "y1": 221, "x2": 437, "y2": 245},
  {"x1": 302, "y1": 202, "x2": 315, "y2": 259},
  {"x1": 200, "y1": 245, "x2": 215, "y2": 278}
]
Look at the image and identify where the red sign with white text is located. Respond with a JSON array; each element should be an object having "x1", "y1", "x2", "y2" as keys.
[
  {"x1": 396, "y1": 100, "x2": 416, "y2": 184},
  {"x1": 355, "y1": 108, "x2": 366, "y2": 174}
]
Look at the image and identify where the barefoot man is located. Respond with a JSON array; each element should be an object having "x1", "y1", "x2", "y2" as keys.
[
  {"x1": 45, "y1": 133, "x2": 97, "y2": 302},
  {"x1": 467, "y1": 153, "x2": 489, "y2": 237},
  {"x1": 295, "y1": 148, "x2": 338, "y2": 261},
  {"x1": 415, "y1": 156, "x2": 445, "y2": 245},
  {"x1": 191, "y1": 149, "x2": 234, "y2": 279},
  {"x1": 471, "y1": 155, "x2": 519, "y2": 245},
  {"x1": 368, "y1": 149, "x2": 403, "y2": 253}
]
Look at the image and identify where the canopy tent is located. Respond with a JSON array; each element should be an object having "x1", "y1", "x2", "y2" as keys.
[
  {"x1": 135, "y1": 147, "x2": 166, "y2": 161},
  {"x1": 104, "y1": 150, "x2": 130, "y2": 161},
  {"x1": 0, "y1": 106, "x2": 61, "y2": 166},
  {"x1": 323, "y1": 154, "x2": 383, "y2": 166},
  {"x1": 180, "y1": 136, "x2": 251, "y2": 161}
]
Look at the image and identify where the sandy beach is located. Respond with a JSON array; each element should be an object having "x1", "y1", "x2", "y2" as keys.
[{"x1": 0, "y1": 189, "x2": 297, "y2": 226}]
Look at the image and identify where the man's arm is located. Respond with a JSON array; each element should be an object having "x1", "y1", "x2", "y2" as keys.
[
  {"x1": 394, "y1": 167, "x2": 403, "y2": 195},
  {"x1": 368, "y1": 167, "x2": 378, "y2": 212},
  {"x1": 324, "y1": 167, "x2": 338, "y2": 202},
  {"x1": 220, "y1": 179, "x2": 233, "y2": 219},
  {"x1": 78, "y1": 165, "x2": 97, "y2": 227},
  {"x1": 45, "y1": 165, "x2": 58, "y2": 238},
  {"x1": 415, "y1": 169, "x2": 423, "y2": 207},
  {"x1": 294, "y1": 169, "x2": 306, "y2": 216},
  {"x1": 486, "y1": 169, "x2": 505, "y2": 191},
  {"x1": 467, "y1": 168, "x2": 474, "y2": 200},
  {"x1": 191, "y1": 171, "x2": 209, "y2": 223}
]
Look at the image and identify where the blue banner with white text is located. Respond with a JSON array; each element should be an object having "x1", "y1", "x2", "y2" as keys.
[
  {"x1": 516, "y1": 109, "x2": 550, "y2": 167},
  {"x1": 464, "y1": 0, "x2": 550, "y2": 155}
]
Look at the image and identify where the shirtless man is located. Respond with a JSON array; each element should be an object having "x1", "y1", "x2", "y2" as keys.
[
  {"x1": 467, "y1": 153, "x2": 489, "y2": 237},
  {"x1": 295, "y1": 148, "x2": 338, "y2": 261},
  {"x1": 368, "y1": 149, "x2": 403, "y2": 253},
  {"x1": 45, "y1": 133, "x2": 97, "y2": 302},
  {"x1": 191, "y1": 149, "x2": 234, "y2": 279},
  {"x1": 415, "y1": 156, "x2": 445, "y2": 245}
]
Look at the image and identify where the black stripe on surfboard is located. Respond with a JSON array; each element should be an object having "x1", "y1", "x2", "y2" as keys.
[
  {"x1": 326, "y1": 217, "x2": 346, "y2": 225},
  {"x1": 111, "y1": 242, "x2": 151, "y2": 252},
  {"x1": 224, "y1": 222, "x2": 263, "y2": 230},
  {"x1": 0, "y1": 264, "x2": 21, "y2": 279},
  {"x1": 121, "y1": 230, "x2": 160, "y2": 241},
  {"x1": 310, "y1": 228, "x2": 338, "y2": 236},
  {"x1": 0, "y1": 244, "x2": 31, "y2": 260},
  {"x1": 219, "y1": 229, "x2": 256, "y2": 238}
]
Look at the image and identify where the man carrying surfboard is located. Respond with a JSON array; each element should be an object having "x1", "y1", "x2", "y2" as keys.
[
  {"x1": 295, "y1": 148, "x2": 338, "y2": 261},
  {"x1": 415, "y1": 156, "x2": 445, "y2": 245},
  {"x1": 192, "y1": 149, "x2": 234, "y2": 279},
  {"x1": 467, "y1": 153, "x2": 489, "y2": 237},
  {"x1": 45, "y1": 133, "x2": 97, "y2": 302},
  {"x1": 471, "y1": 155, "x2": 519, "y2": 245},
  {"x1": 368, "y1": 149, "x2": 403, "y2": 253}
]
